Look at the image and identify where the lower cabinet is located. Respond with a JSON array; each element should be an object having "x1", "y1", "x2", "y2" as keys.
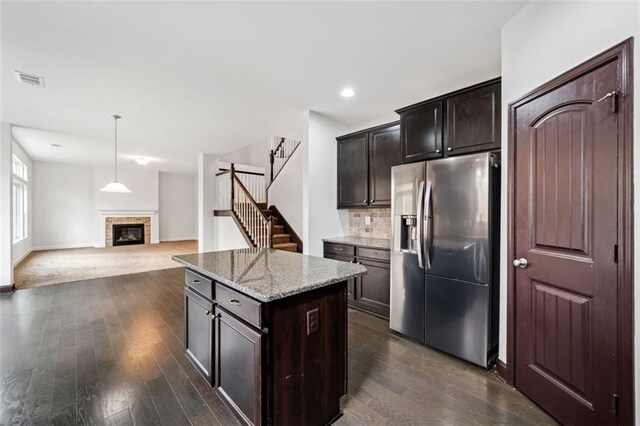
[
  {"x1": 323, "y1": 243, "x2": 390, "y2": 318},
  {"x1": 184, "y1": 287, "x2": 213, "y2": 385},
  {"x1": 214, "y1": 306, "x2": 265, "y2": 426},
  {"x1": 356, "y1": 258, "x2": 390, "y2": 318}
]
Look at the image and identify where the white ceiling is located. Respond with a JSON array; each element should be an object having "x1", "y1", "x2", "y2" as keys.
[{"x1": 2, "y1": 1, "x2": 525, "y2": 173}]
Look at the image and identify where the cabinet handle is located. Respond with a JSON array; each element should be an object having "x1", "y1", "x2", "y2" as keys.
[
  {"x1": 205, "y1": 310, "x2": 211, "y2": 316},
  {"x1": 436, "y1": 149, "x2": 441, "y2": 153},
  {"x1": 363, "y1": 200, "x2": 368, "y2": 204},
  {"x1": 335, "y1": 247, "x2": 343, "y2": 251},
  {"x1": 229, "y1": 299, "x2": 241, "y2": 306},
  {"x1": 193, "y1": 279, "x2": 200, "y2": 284},
  {"x1": 447, "y1": 147, "x2": 452, "y2": 152}
]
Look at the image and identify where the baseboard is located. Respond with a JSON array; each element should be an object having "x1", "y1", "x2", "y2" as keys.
[
  {"x1": 32, "y1": 243, "x2": 95, "y2": 251},
  {"x1": 0, "y1": 284, "x2": 15, "y2": 293},
  {"x1": 160, "y1": 237, "x2": 197, "y2": 242},
  {"x1": 495, "y1": 359, "x2": 511, "y2": 385},
  {"x1": 12, "y1": 249, "x2": 32, "y2": 266}
]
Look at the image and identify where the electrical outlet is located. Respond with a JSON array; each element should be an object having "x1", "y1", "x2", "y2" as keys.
[
  {"x1": 365, "y1": 216, "x2": 371, "y2": 225},
  {"x1": 307, "y1": 308, "x2": 319, "y2": 335}
]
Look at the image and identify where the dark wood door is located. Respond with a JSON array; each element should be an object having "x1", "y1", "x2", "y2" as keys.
[
  {"x1": 214, "y1": 307, "x2": 264, "y2": 426},
  {"x1": 323, "y1": 253, "x2": 356, "y2": 300},
  {"x1": 445, "y1": 81, "x2": 500, "y2": 155},
  {"x1": 337, "y1": 133, "x2": 369, "y2": 208},
  {"x1": 369, "y1": 123, "x2": 401, "y2": 207},
  {"x1": 513, "y1": 59, "x2": 620, "y2": 425},
  {"x1": 400, "y1": 101, "x2": 443, "y2": 163},
  {"x1": 184, "y1": 288, "x2": 213, "y2": 385},
  {"x1": 357, "y1": 258, "x2": 390, "y2": 318}
]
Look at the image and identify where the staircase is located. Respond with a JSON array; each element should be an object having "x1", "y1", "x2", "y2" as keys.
[
  {"x1": 256, "y1": 203, "x2": 301, "y2": 253},
  {"x1": 214, "y1": 163, "x2": 302, "y2": 253}
]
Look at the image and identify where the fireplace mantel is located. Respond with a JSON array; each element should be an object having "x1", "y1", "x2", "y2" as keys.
[{"x1": 97, "y1": 210, "x2": 159, "y2": 248}]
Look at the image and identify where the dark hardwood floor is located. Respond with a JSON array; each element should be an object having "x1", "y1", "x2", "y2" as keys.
[{"x1": 0, "y1": 268, "x2": 556, "y2": 425}]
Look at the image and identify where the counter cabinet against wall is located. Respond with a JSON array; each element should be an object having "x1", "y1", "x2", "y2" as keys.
[{"x1": 323, "y1": 242, "x2": 390, "y2": 318}]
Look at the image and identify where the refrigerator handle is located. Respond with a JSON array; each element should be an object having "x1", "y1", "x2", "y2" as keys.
[
  {"x1": 424, "y1": 181, "x2": 432, "y2": 269},
  {"x1": 416, "y1": 181, "x2": 425, "y2": 269}
]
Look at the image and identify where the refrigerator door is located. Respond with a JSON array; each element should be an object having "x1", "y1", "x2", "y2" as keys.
[
  {"x1": 390, "y1": 162, "x2": 426, "y2": 342},
  {"x1": 425, "y1": 275, "x2": 490, "y2": 367},
  {"x1": 424, "y1": 153, "x2": 491, "y2": 284}
]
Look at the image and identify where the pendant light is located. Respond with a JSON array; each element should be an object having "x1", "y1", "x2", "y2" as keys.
[{"x1": 100, "y1": 114, "x2": 131, "y2": 193}]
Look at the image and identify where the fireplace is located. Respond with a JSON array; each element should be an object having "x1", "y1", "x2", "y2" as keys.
[{"x1": 112, "y1": 223, "x2": 145, "y2": 246}]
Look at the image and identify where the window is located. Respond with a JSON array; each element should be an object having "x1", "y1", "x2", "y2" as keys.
[{"x1": 12, "y1": 155, "x2": 27, "y2": 243}]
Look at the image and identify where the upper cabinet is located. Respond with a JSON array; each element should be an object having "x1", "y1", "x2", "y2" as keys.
[
  {"x1": 369, "y1": 124, "x2": 401, "y2": 207},
  {"x1": 445, "y1": 81, "x2": 501, "y2": 155},
  {"x1": 399, "y1": 100, "x2": 443, "y2": 163},
  {"x1": 337, "y1": 133, "x2": 369, "y2": 208},
  {"x1": 337, "y1": 122, "x2": 400, "y2": 209},
  {"x1": 396, "y1": 78, "x2": 501, "y2": 163}
]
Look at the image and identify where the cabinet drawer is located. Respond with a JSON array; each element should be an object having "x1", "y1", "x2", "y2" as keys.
[
  {"x1": 357, "y1": 247, "x2": 390, "y2": 262},
  {"x1": 216, "y1": 283, "x2": 263, "y2": 329},
  {"x1": 185, "y1": 269, "x2": 213, "y2": 299},
  {"x1": 324, "y1": 243, "x2": 355, "y2": 256}
]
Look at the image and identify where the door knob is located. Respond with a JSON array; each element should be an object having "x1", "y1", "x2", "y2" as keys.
[{"x1": 513, "y1": 258, "x2": 528, "y2": 268}]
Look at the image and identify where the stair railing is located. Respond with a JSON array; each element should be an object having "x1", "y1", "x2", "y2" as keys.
[
  {"x1": 268, "y1": 137, "x2": 301, "y2": 185},
  {"x1": 215, "y1": 166, "x2": 266, "y2": 211},
  {"x1": 230, "y1": 164, "x2": 272, "y2": 248}
]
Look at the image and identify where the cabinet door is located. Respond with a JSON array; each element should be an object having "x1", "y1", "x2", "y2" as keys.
[
  {"x1": 214, "y1": 307, "x2": 264, "y2": 426},
  {"x1": 185, "y1": 288, "x2": 213, "y2": 385},
  {"x1": 445, "y1": 82, "x2": 501, "y2": 155},
  {"x1": 323, "y1": 253, "x2": 356, "y2": 300},
  {"x1": 337, "y1": 133, "x2": 369, "y2": 208},
  {"x1": 400, "y1": 101, "x2": 443, "y2": 163},
  {"x1": 369, "y1": 124, "x2": 401, "y2": 207},
  {"x1": 356, "y1": 259, "x2": 390, "y2": 318}
]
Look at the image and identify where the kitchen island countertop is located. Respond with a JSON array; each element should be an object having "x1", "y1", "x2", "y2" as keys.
[{"x1": 172, "y1": 248, "x2": 367, "y2": 302}]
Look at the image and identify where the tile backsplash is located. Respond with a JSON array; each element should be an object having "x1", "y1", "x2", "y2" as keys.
[{"x1": 349, "y1": 208, "x2": 391, "y2": 239}]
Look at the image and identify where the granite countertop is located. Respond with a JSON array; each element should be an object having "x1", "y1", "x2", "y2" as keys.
[
  {"x1": 322, "y1": 236, "x2": 391, "y2": 250},
  {"x1": 172, "y1": 248, "x2": 367, "y2": 303}
]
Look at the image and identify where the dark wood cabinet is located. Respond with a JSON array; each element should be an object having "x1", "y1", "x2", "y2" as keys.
[
  {"x1": 337, "y1": 133, "x2": 369, "y2": 208},
  {"x1": 323, "y1": 242, "x2": 390, "y2": 318},
  {"x1": 445, "y1": 81, "x2": 501, "y2": 155},
  {"x1": 184, "y1": 287, "x2": 214, "y2": 385},
  {"x1": 369, "y1": 124, "x2": 401, "y2": 206},
  {"x1": 356, "y1": 258, "x2": 390, "y2": 318},
  {"x1": 396, "y1": 78, "x2": 501, "y2": 163},
  {"x1": 214, "y1": 306, "x2": 265, "y2": 426},
  {"x1": 399, "y1": 101, "x2": 443, "y2": 163},
  {"x1": 337, "y1": 122, "x2": 400, "y2": 209}
]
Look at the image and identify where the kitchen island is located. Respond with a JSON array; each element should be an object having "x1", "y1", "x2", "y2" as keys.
[{"x1": 172, "y1": 248, "x2": 367, "y2": 426}]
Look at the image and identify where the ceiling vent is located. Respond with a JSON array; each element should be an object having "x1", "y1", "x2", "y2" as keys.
[{"x1": 15, "y1": 71, "x2": 45, "y2": 87}]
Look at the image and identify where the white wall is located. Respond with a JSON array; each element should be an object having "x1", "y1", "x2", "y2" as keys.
[
  {"x1": 268, "y1": 145, "x2": 303, "y2": 237},
  {"x1": 198, "y1": 153, "x2": 218, "y2": 252},
  {"x1": 303, "y1": 112, "x2": 349, "y2": 257},
  {"x1": 94, "y1": 166, "x2": 159, "y2": 211},
  {"x1": 11, "y1": 139, "x2": 32, "y2": 265},
  {"x1": 0, "y1": 123, "x2": 13, "y2": 288},
  {"x1": 221, "y1": 138, "x2": 270, "y2": 171},
  {"x1": 213, "y1": 216, "x2": 250, "y2": 251},
  {"x1": 32, "y1": 162, "x2": 96, "y2": 250},
  {"x1": 159, "y1": 172, "x2": 197, "y2": 241},
  {"x1": 500, "y1": 0, "x2": 640, "y2": 414}
]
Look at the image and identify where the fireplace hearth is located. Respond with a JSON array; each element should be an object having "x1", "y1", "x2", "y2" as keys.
[{"x1": 113, "y1": 223, "x2": 145, "y2": 246}]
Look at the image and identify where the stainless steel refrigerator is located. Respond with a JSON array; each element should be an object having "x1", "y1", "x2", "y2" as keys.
[{"x1": 390, "y1": 152, "x2": 500, "y2": 368}]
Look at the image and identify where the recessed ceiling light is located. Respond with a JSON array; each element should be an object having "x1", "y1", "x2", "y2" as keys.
[
  {"x1": 50, "y1": 143, "x2": 61, "y2": 148},
  {"x1": 134, "y1": 157, "x2": 150, "y2": 166},
  {"x1": 340, "y1": 87, "x2": 355, "y2": 98}
]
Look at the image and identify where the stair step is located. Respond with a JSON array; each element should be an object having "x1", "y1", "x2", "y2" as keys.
[
  {"x1": 272, "y1": 242, "x2": 297, "y2": 252},
  {"x1": 261, "y1": 209, "x2": 272, "y2": 216},
  {"x1": 271, "y1": 233, "x2": 291, "y2": 244},
  {"x1": 272, "y1": 225, "x2": 284, "y2": 234}
]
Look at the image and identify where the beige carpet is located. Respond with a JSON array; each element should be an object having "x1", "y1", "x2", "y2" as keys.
[{"x1": 14, "y1": 240, "x2": 198, "y2": 289}]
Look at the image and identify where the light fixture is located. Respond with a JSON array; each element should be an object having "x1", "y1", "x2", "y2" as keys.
[
  {"x1": 134, "y1": 157, "x2": 150, "y2": 166},
  {"x1": 100, "y1": 115, "x2": 131, "y2": 193},
  {"x1": 340, "y1": 87, "x2": 355, "y2": 98}
]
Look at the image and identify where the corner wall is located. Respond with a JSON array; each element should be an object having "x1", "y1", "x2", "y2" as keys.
[
  {"x1": 500, "y1": 0, "x2": 640, "y2": 415},
  {"x1": 303, "y1": 112, "x2": 349, "y2": 256}
]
